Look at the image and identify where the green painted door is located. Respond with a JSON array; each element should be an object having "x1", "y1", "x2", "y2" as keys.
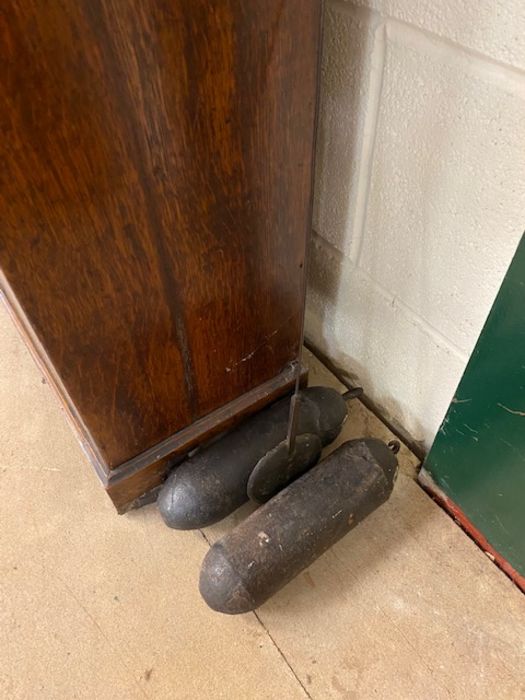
[{"x1": 422, "y1": 233, "x2": 525, "y2": 578}]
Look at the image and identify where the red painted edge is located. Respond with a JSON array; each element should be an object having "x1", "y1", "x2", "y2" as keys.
[{"x1": 418, "y1": 468, "x2": 525, "y2": 594}]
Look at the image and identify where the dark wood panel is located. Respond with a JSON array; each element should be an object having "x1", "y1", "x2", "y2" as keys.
[
  {"x1": 106, "y1": 363, "x2": 308, "y2": 513},
  {"x1": 0, "y1": 1, "x2": 321, "y2": 470}
]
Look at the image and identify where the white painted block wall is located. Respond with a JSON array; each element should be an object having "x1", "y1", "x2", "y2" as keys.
[{"x1": 307, "y1": 0, "x2": 525, "y2": 450}]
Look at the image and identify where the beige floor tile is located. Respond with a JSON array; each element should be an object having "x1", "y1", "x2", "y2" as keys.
[
  {"x1": 0, "y1": 304, "x2": 305, "y2": 700},
  {"x1": 206, "y1": 351, "x2": 525, "y2": 699},
  {"x1": 245, "y1": 474, "x2": 525, "y2": 699},
  {"x1": 2, "y1": 304, "x2": 524, "y2": 700}
]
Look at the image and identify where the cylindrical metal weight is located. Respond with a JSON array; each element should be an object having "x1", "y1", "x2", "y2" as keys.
[
  {"x1": 157, "y1": 387, "x2": 348, "y2": 529},
  {"x1": 199, "y1": 438, "x2": 398, "y2": 614}
]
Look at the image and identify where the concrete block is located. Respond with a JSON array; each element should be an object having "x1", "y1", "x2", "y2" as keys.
[
  {"x1": 306, "y1": 236, "x2": 467, "y2": 447},
  {"x1": 346, "y1": 0, "x2": 525, "y2": 70},
  {"x1": 314, "y1": 3, "x2": 381, "y2": 257},
  {"x1": 359, "y1": 23, "x2": 525, "y2": 356}
]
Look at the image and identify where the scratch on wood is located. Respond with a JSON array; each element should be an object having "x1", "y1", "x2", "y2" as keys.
[
  {"x1": 225, "y1": 314, "x2": 298, "y2": 373},
  {"x1": 225, "y1": 345, "x2": 261, "y2": 372}
]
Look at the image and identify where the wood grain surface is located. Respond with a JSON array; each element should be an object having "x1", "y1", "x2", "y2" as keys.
[
  {"x1": 0, "y1": 2, "x2": 321, "y2": 480},
  {"x1": 106, "y1": 363, "x2": 308, "y2": 512}
]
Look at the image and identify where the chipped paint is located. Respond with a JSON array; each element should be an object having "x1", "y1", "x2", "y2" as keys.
[
  {"x1": 497, "y1": 402, "x2": 525, "y2": 417},
  {"x1": 257, "y1": 531, "x2": 270, "y2": 546}
]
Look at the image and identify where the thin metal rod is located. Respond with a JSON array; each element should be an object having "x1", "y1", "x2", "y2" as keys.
[
  {"x1": 342, "y1": 387, "x2": 364, "y2": 401},
  {"x1": 286, "y1": 388, "x2": 301, "y2": 454},
  {"x1": 286, "y1": 5, "x2": 325, "y2": 455}
]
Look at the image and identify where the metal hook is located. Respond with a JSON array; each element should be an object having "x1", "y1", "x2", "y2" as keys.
[{"x1": 388, "y1": 440, "x2": 401, "y2": 454}]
